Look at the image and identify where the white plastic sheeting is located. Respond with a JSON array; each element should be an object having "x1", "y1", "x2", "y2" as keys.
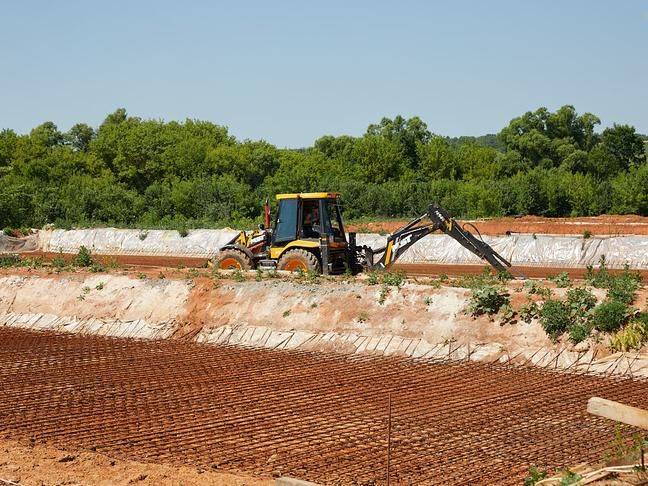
[
  {"x1": 7, "y1": 228, "x2": 648, "y2": 269},
  {"x1": 40, "y1": 228, "x2": 239, "y2": 258},
  {"x1": 356, "y1": 233, "x2": 648, "y2": 269}
]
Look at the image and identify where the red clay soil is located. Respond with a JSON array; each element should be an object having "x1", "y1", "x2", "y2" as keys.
[
  {"x1": 0, "y1": 437, "x2": 270, "y2": 486},
  {"x1": 18, "y1": 253, "x2": 648, "y2": 282},
  {"x1": 20, "y1": 251, "x2": 211, "y2": 269},
  {"x1": 2, "y1": 328, "x2": 648, "y2": 485},
  {"x1": 349, "y1": 214, "x2": 648, "y2": 236}
]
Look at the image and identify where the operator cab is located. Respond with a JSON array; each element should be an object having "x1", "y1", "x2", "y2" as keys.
[{"x1": 272, "y1": 193, "x2": 346, "y2": 246}]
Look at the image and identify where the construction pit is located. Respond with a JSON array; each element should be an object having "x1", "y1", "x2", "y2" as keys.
[{"x1": 2, "y1": 217, "x2": 648, "y2": 485}]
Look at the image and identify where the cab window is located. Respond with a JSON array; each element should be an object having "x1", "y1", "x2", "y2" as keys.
[
  {"x1": 273, "y1": 199, "x2": 298, "y2": 244},
  {"x1": 301, "y1": 200, "x2": 321, "y2": 239},
  {"x1": 321, "y1": 199, "x2": 345, "y2": 240}
]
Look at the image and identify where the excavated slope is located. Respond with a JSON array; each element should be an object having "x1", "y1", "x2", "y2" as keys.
[{"x1": 1, "y1": 269, "x2": 646, "y2": 376}]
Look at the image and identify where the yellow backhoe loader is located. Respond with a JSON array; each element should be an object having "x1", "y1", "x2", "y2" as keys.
[{"x1": 216, "y1": 192, "x2": 511, "y2": 275}]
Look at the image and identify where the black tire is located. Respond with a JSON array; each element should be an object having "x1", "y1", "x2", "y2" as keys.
[
  {"x1": 277, "y1": 249, "x2": 320, "y2": 273},
  {"x1": 216, "y1": 249, "x2": 253, "y2": 270}
]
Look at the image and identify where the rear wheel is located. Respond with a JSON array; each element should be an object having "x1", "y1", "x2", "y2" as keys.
[
  {"x1": 216, "y1": 249, "x2": 252, "y2": 270},
  {"x1": 277, "y1": 249, "x2": 320, "y2": 273}
]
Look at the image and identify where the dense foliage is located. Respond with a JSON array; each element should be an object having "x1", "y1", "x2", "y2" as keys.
[{"x1": 1, "y1": 105, "x2": 646, "y2": 230}]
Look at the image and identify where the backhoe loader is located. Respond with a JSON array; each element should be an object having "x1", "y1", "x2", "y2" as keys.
[{"x1": 216, "y1": 192, "x2": 511, "y2": 275}]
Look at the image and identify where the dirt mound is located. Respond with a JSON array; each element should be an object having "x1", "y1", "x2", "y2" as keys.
[{"x1": 349, "y1": 214, "x2": 648, "y2": 236}]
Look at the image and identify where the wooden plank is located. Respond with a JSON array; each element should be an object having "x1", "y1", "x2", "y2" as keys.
[{"x1": 587, "y1": 397, "x2": 648, "y2": 430}]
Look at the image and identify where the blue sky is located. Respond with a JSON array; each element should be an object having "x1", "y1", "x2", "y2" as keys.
[{"x1": 1, "y1": 1, "x2": 647, "y2": 146}]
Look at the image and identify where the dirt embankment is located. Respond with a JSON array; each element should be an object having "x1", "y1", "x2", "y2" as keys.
[
  {"x1": 1, "y1": 266, "x2": 647, "y2": 376},
  {"x1": 349, "y1": 214, "x2": 648, "y2": 236}
]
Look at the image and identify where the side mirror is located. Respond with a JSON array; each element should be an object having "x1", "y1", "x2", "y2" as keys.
[{"x1": 258, "y1": 223, "x2": 265, "y2": 231}]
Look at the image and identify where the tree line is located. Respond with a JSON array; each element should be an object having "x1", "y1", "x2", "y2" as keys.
[{"x1": 0, "y1": 105, "x2": 646, "y2": 231}]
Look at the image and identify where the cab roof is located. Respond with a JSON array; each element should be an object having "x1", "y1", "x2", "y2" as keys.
[{"x1": 276, "y1": 192, "x2": 340, "y2": 200}]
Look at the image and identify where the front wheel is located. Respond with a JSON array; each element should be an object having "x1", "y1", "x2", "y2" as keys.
[
  {"x1": 277, "y1": 249, "x2": 320, "y2": 273},
  {"x1": 215, "y1": 249, "x2": 252, "y2": 270}
]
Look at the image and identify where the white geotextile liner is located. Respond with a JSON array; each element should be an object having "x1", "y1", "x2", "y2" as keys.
[
  {"x1": 9, "y1": 228, "x2": 648, "y2": 269},
  {"x1": 41, "y1": 228, "x2": 239, "y2": 257},
  {"x1": 356, "y1": 233, "x2": 648, "y2": 269}
]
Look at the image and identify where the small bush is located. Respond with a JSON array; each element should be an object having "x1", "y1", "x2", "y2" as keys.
[
  {"x1": 467, "y1": 285, "x2": 510, "y2": 316},
  {"x1": 610, "y1": 320, "x2": 648, "y2": 352},
  {"x1": 568, "y1": 323, "x2": 590, "y2": 344},
  {"x1": 583, "y1": 229, "x2": 592, "y2": 239},
  {"x1": 381, "y1": 270, "x2": 405, "y2": 287},
  {"x1": 549, "y1": 272, "x2": 572, "y2": 288},
  {"x1": 74, "y1": 246, "x2": 93, "y2": 267},
  {"x1": 540, "y1": 299, "x2": 571, "y2": 339},
  {"x1": 566, "y1": 287, "x2": 597, "y2": 316},
  {"x1": 591, "y1": 300, "x2": 629, "y2": 333},
  {"x1": 89, "y1": 262, "x2": 105, "y2": 273},
  {"x1": 607, "y1": 272, "x2": 641, "y2": 305}
]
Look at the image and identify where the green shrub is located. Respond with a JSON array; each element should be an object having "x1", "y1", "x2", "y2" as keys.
[
  {"x1": 549, "y1": 272, "x2": 572, "y2": 288},
  {"x1": 586, "y1": 256, "x2": 611, "y2": 288},
  {"x1": 607, "y1": 271, "x2": 641, "y2": 305},
  {"x1": 540, "y1": 299, "x2": 571, "y2": 339},
  {"x1": 381, "y1": 270, "x2": 405, "y2": 287},
  {"x1": 591, "y1": 300, "x2": 629, "y2": 333},
  {"x1": 74, "y1": 246, "x2": 93, "y2": 267},
  {"x1": 568, "y1": 323, "x2": 590, "y2": 344},
  {"x1": 467, "y1": 285, "x2": 510, "y2": 316},
  {"x1": 89, "y1": 262, "x2": 105, "y2": 273},
  {"x1": 566, "y1": 287, "x2": 597, "y2": 315}
]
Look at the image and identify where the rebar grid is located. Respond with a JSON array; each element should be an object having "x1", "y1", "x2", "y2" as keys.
[{"x1": 1, "y1": 328, "x2": 647, "y2": 485}]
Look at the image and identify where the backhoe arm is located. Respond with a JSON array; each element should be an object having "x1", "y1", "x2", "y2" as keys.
[{"x1": 365, "y1": 204, "x2": 511, "y2": 273}]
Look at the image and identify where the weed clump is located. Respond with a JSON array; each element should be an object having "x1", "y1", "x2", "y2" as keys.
[
  {"x1": 548, "y1": 272, "x2": 572, "y2": 288},
  {"x1": 610, "y1": 318, "x2": 648, "y2": 351},
  {"x1": 74, "y1": 246, "x2": 93, "y2": 267},
  {"x1": 467, "y1": 285, "x2": 510, "y2": 317},
  {"x1": 519, "y1": 300, "x2": 540, "y2": 323},
  {"x1": 523, "y1": 466, "x2": 547, "y2": 486},
  {"x1": 566, "y1": 287, "x2": 597, "y2": 316},
  {"x1": 539, "y1": 299, "x2": 571, "y2": 340},
  {"x1": 591, "y1": 300, "x2": 629, "y2": 333},
  {"x1": 0, "y1": 254, "x2": 21, "y2": 267}
]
